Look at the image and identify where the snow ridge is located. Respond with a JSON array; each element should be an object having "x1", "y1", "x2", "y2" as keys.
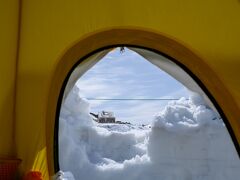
[{"x1": 59, "y1": 86, "x2": 240, "y2": 180}]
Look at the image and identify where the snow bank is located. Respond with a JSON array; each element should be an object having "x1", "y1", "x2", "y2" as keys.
[
  {"x1": 152, "y1": 94, "x2": 222, "y2": 133},
  {"x1": 59, "y1": 86, "x2": 149, "y2": 180},
  {"x1": 59, "y1": 86, "x2": 240, "y2": 180},
  {"x1": 149, "y1": 94, "x2": 240, "y2": 179}
]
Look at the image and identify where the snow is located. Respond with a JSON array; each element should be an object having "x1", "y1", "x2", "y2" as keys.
[
  {"x1": 152, "y1": 93, "x2": 222, "y2": 133},
  {"x1": 59, "y1": 86, "x2": 240, "y2": 180}
]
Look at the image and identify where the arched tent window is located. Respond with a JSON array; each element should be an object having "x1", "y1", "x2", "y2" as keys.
[{"x1": 54, "y1": 46, "x2": 240, "y2": 180}]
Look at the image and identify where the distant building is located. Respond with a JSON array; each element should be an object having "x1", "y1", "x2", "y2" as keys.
[{"x1": 97, "y1": 111, "x2": 116, "y2": 123}]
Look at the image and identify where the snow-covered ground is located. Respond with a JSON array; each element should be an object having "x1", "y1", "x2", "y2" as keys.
[{"x1": 59, "y1": 86, "x2": 240, "y2": 180}]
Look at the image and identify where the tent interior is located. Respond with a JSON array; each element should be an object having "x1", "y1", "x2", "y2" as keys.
[{"x1": 1, "y1": 0, "x2": 240, "y2": 179}]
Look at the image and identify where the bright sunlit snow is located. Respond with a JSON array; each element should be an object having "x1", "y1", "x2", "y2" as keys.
[{"x1": 59, "y1": 86, "x2": 240, "y2": 180}]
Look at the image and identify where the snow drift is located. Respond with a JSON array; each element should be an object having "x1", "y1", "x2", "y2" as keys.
[{"x1": 59, "y1": 86, "x2": 240, "y2": 180}]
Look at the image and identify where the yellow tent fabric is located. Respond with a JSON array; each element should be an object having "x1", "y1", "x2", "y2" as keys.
[{"x1": 1, "y1": 0, "x2": 240, "y2": 178}]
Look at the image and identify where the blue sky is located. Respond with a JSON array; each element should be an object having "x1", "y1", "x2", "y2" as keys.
[{"x1": 76, "y1": 48, "x2": 190, "y2": 124}]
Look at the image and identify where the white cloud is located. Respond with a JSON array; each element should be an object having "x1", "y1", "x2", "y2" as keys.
[{"x1": 75, "y1": 48, "x2": 191, "y2": 124}]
